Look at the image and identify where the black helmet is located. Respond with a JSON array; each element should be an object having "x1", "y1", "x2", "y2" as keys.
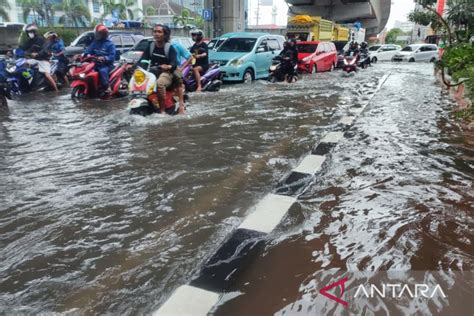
[
  {"x1": 191, "y1": 28, "x2": 204, "y2": 41},
  {"x1": 24, "y1": 23, "x2": 38, "y2": 39},
  {"x1": 360, "y1": 41, "x2": 368, "y2": 48}
]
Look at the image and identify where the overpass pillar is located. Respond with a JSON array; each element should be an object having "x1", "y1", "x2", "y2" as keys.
[{"x1": 209, "y1": 0, "x2": 245, "y2": 37}]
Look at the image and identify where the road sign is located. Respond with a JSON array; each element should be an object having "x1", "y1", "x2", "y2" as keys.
[{"x1": 202, "y1": 9, "x2": 212, "y2": 21}]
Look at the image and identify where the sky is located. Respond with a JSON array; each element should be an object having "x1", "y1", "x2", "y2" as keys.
[{"x1": 248, "y1": 0, "x2": 416, "y2": 31}]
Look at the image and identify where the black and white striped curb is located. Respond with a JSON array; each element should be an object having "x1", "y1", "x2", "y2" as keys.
[{"x1": 153, "y1": 73, "x2": 391, "y2": 316}]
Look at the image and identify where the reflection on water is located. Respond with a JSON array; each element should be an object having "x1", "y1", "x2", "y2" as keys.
[{"x1": 214, "y1": 64, "x2": 473, "y2": 316}]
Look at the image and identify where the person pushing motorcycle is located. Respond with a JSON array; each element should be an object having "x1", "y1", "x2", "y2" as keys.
[
  {"x1": 20, "y1": 24, "x2": 59, "y2": 92},
  {"x1": 84, "y1": 24, "x2": 116, "y2": 96}
]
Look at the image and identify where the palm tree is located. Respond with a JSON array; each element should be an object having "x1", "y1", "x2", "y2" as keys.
[
  {"x1": 142, "y1": 5, "x2": 156, "y2": 27},
  {"x1": 56, "y1": 0, "x2": 91, "y2": 27},
  {"x1": 173, "y1": 8, "x2": 191, "y2": 28},
  {"x1": 18, "y1": 0, "x2": 46, "y2": 25},
  {"x1": 101, "y1": 0, "x2": 142, "y2": 20},
  {"x1": 446, "y1": 0, "x2": 474, "y2": 40},
  {"x1": 0, "y1": 0, "x2": 11, "y2": 22}
]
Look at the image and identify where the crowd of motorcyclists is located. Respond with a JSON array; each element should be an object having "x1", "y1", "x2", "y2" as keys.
[{"x1": 0, "y1": 22, "x2": 373, "y2": 113}]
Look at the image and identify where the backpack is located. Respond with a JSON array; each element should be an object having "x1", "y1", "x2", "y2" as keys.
[{"x1": 149, "y1": 41, "x2": 171, "y2": 60}]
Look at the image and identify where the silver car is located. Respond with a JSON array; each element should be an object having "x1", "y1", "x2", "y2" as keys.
[{"x1": 392, "y1": 44, "x2": 439, "y2": 62}]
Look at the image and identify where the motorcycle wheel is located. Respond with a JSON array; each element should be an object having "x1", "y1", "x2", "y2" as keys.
[
  {"x1": 268, "y1": 75, "x2": 277, "y2": 83},
  {"x1": 71, "y1": 86, "x2": 86, "y2": 99}
]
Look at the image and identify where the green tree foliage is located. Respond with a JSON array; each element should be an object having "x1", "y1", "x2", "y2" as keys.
[
  {"x1": 385, "y1": 28, "x2": 404, "y2": 44},
  {"x1": 18, "y1": 0, "x2": 46, "y2": 25},
  {"x1": 56, "y1": 0, "x2": 91, "y2": 27},
  {"x1": 101, "y1": 0, "x2": 142, "y2": 20},
  {"x1": 173, "y1": 9, "x2": 191, "y2": 28},
  {"x1": 0, "y1": 0, "x2": 11, "y2": 21}
]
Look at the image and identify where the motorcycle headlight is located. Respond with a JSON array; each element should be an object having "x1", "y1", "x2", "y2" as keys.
[
  {"x1": 230, "y1": 59, "x2": 243, "y2": 66},
  {"x1": 79, "y1": 73, "x2": 86, "y2": 79},
  {"x1": 270, "y1": 65, "x2": 277, "y2": 71},
  {"x1": 133, "y1": 70, "x2": 146, "y2": 85},
  {"x1": 343, "y1": 59, "x2": 348, "y2": 65}
]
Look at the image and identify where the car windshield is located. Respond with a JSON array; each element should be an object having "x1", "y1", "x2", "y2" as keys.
[
  {"x1": 369, "y1": 45, "x2": 381, "y2": 51},
  {"x1": 132, "y1": 39, "x2": 152, "y2": 52},
  {"x1": 71, "y1": 33, "x2": 94, "y2": 47},
  {"x1": 297, "y1": 44, "x2": 318, "y2": 53},
  {"x1": 332, "y1": 41, "x2": 347, "y2": 53},
  {"x1": 217, "y1": 38, "x2": 257, "y2": 52},
  {"x1": 401, "y1": 46, "x2": 415, "y2": 52}
]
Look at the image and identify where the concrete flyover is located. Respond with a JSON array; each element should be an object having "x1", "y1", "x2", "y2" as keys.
[{"x1": 286, "y1": 0, "x2": 391, "y2": 38}]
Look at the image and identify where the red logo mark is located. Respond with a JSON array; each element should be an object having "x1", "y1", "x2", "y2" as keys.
[{"x1": 319, "y1": 276, "x2": 349, "y2": 307}]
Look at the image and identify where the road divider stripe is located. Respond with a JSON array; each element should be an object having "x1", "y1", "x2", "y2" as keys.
[
  {"x1": 320, "y1": 132, "x2": 345, "y2": 143},
  {"x1": 292, "y1": 154, "x2": 326, "y2": 175},
  {"x1": 153, "y1": 285, "x2": 220, "y2": 316},
  {"x1": 238, "y1": 194, "x2": 297, "y2": 233}
]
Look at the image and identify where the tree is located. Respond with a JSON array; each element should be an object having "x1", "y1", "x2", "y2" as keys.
[
  {"x1": 413, "y1": 0, "x2": 454, "y2": 44},
  {"x1": 18, "y1": 0, "x2": 46, "y2": 26},
  {"x1": 0, "y1": 0, "x2": 11, "y2": 22},
  {"x1": 446, "y1": 0, "x2": 474, "y2": 41},
  {"x1": 101, "y1": 0, "x2": 142, "y2": 20},
  {"x1": 385, "y1": 28, "x2": 404, "y2": 44},
  {"x1": 142, "y1": 5, "x2": 156, "y2": 27},
  {"x1": 173, "y1": 8, "x2": 191, "y2": 28},
  {"x1": 56, "y1": 0, "x2": 91, "y2": 27},
  {"x1": 194, "y1": 15, "x2": 204, "y2": 29}
]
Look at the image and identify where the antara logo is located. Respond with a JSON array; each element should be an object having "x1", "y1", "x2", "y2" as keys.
[{"x1": 319, "y1": 277, "x2": 349, "y2": 307}]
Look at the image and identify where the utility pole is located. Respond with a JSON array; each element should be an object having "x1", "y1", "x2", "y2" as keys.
[{"x1": 255, "y1": 0, "x2": 261, "y2": 26}]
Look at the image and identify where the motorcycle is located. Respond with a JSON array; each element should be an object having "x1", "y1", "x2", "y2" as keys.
[
  {"x1": 69, "y1": 56, "x2": 133, "y2": 99},
  {"x1": 268, "y1": 56, "x2": 298, "y2": 83},
  {"x1": 4, "y1": 50, "x2": 60, "y2": 95},
  {"x1": 358, "y1": 52, "x2": 370, "y2": 69},
  {"x1": 342, "y1": 52, "x2": 359, "y2": 74},
  {"x1": 0, "y1": 58, "x2": 11, "y2": 107},
  {"x1": 182, "y1": 63, "x2": 222, "y2": 92},
  {"x1": 128, "y1": 61, "x2": 185, "y2": 116}
]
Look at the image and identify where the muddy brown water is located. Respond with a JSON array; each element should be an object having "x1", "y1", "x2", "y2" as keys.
[{"x1": 0, "y1": 63, "x2": 472, "y2": 314}]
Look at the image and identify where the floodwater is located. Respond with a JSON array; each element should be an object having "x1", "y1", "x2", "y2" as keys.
[{"x1": 0, "y1": 63, "x2": 472, "y2": 314}]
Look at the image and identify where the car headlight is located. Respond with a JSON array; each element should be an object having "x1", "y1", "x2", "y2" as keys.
[
  {"x1": 230, "y1": 59, "x2": 243, "y2": 66},
  {"x1": 302, "y1": 57, "x2": 311, "y2": 63}
]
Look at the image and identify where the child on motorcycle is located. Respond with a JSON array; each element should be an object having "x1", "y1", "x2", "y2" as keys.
[
  {"x1": 44, "y1": 31, "x2": 69, "y2": 85},
  {"x1": 20, "y1": 24, "x2": 59, "y2": 92}
]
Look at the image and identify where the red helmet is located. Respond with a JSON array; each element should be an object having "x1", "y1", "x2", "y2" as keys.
[{"x1": 94, "y1": 24, "x2": 109, "y2": 38}]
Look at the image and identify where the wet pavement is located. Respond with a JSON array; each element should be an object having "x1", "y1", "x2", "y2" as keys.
[{"x1": 0, "y1": 63, "x2": 472, "y2": 314}]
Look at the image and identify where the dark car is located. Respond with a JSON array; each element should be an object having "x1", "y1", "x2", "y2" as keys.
[
  {"x1": 65, "y1": 30, "x2": 144, "y2": 60},
  {"x1": 332, "y1": 40, "x2": 348, "y2": 68}
]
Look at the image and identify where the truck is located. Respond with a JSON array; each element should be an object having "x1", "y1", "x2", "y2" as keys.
[{"x1": 286, "y1": 15, "x2": 350, "y2": 42}]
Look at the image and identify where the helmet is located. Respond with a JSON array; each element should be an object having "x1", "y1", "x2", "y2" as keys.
[
  {"x1": 190, "y1": 28, "x2": 204, "y2": 41},
  {"x1": 44, "y1": 31, "x2": 58, "y2": 40},
  {"x1": 94, "y1": 24, "x2": 109, "y2": 40},
  {"x1": 360, "y1": 41, "x2": 368, "y2": 48},
  {"x1": 24, "y1": 23, "x2": 38, "y2": 39}
]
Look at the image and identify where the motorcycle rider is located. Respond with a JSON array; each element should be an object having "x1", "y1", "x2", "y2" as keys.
[
  {"x1": 44, "y1": 31, "x2": 69, "y2": 85},
  {"x1": 278, "y1": 39, "x2": 298, "y2": 81},
  {"x1": 84, "y1": 24, "x2": 116, "y2": 96},
  {"x1": 171, "y1": 40, "x2": 193, "y2": 113},
  {"x1": 138, "y1": 24, "x2": 179, "y2": 114},
  {"x1": 19, "y1": 24, "x2": 59, "y2": 92},
  {"x1": 346, "y1": 41, "x2": 360, "y2": 56},
  {"x1": 190, "y1": 29, "x2": 209, "y2": 92},
  {"x1": 359, "y1": 41, "x2": 370, "y2": 67}
]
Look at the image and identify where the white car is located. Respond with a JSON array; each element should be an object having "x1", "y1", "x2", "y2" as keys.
[
  {"x1": 392, "y1": 44, "x2": 439, "y2": 62},
  {"x1": 368, "y1": 44, "x2": 401, "y2": 62}
]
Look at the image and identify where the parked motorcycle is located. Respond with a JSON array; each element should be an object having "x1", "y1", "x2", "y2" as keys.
[
  {"x1": 0, "y1": 58, "x2": 11, "y2": 107},
  {"x1": 268, "y1": 56, "x2": 298, "y2": 83},
  {"x1": 182, "y1": 63, "x2": 222, "y2": 92},
  {"x1": 128, "y1": 61, "x2": 185, "y2": 116},
  {"x1": 70, "y1": 56, "x2": 133, "y2": 99}
]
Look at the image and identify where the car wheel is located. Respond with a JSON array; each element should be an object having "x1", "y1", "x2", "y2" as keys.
[
  {"x1": 430, "y1": 57, "x2": 437, "y2": 63},
  {"x1": 409, "y1": 58, "x2": 415, "y2": 62},
  {"x1": 372, "y1": 57, "x2": 377, "y2": 63},
  {"x1": 243, "y1": 69, "x2": 253, "y2": 84}
]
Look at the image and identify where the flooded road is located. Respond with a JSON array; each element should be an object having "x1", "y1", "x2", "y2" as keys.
[{"x1": 0, "y1": 63, "x2": 472, "y2": 314}]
